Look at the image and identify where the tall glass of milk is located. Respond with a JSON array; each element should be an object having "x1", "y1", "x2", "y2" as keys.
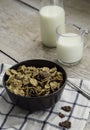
[
  {"x1": 40, "y1": 0, "x2": 65, "y2": 47},
  {"x1": 56, "y1": 24, "x2": 88, "y2": 66}
]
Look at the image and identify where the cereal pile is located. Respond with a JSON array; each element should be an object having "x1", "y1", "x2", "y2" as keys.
[{"x1": 5, "y1": 65, "x2": 63, "y2": 97}]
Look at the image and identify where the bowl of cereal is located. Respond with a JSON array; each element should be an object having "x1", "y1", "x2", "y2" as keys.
[{"x1": 3, "y1": 59, "x2": 67, "y2": 112}]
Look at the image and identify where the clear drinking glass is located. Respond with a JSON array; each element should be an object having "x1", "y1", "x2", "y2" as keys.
[
  {"x1": 39, "y1": 0, "x2": 65, "y2": 47},
  {"x1": 56, "y1": 24, "x2": 88, "y2": 66}
]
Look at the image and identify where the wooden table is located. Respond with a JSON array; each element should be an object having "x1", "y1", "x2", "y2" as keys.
[{"x1": 0, "y1": 0, "x2": 90, "y2": 129}]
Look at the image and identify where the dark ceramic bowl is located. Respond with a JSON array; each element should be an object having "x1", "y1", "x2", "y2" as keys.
[{"x1": 3, "y1": 59, "x2": 67, "y2": 112}]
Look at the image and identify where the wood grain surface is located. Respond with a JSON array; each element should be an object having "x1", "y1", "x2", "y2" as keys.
[{"x1": 0, "y1": 0, "x2": 90, "y2": 129}]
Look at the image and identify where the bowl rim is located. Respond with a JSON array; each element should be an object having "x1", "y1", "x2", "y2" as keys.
[{"x1": 3, "y1": 59, "x2": 67, "y2": 99}]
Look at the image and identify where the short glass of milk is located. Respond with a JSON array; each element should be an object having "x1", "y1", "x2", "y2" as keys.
[
  {"x1": 39, "y1": 0, "x2": 65, "y2": 47},
  {"x1": 56, "y1": 24, "x2": 88, "y2": 66}
]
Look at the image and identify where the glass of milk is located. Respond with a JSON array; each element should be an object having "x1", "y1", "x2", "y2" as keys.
[
  {"x1": 39, "y1": 0, "x2": 65, "y2": 47},
  {"x1": 56, "y1": 24, "x2": 88, "y2": 66}
]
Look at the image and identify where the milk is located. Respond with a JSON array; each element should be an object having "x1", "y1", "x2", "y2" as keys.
[
  {"x1": 57, "y1": 33, "x2": 83, "y2": 63},
  {"x1": 40, "y1": 5, "x2": 65, "y2": 47}
]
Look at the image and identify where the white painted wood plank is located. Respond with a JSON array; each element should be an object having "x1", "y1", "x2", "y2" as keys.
[{"x1": 0, "y1": 52, "x2": 17, "y2": 65}]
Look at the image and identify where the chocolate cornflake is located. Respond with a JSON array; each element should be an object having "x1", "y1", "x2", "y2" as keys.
[
  {"x1": 59, "y1": 120, "x2": 71, "y2": 129},
  {"x1": 61, "y1": 106, "x2": 71, "y2": 112},
  {"x1": 58, "y1": 112, "x2": 65, "y2": 118}
]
